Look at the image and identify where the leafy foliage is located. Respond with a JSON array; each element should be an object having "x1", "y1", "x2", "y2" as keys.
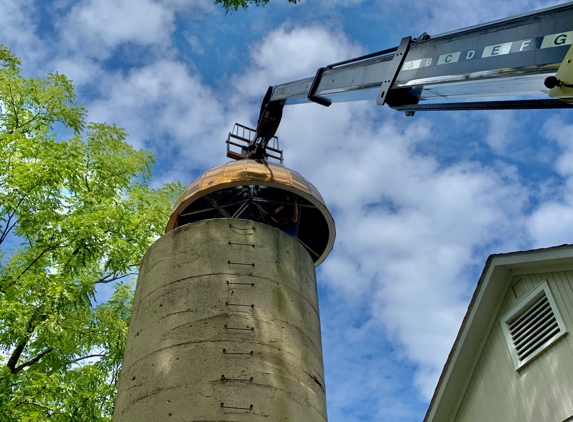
[
  {"x1": 215, "y1": 0, "x2": 299, "y2": 12},
  {"x1": 0, "y1": 46, "x2": 183, "y2": 420}
]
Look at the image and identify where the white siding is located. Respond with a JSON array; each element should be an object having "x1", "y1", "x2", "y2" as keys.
[{"x1": 453, "y1": 271, "x2": 573, "y2": 422}]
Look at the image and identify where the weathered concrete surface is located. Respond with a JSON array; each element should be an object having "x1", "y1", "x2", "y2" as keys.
[{"x1": 113, "y1": 219, "x2": 327, "y2": 421}]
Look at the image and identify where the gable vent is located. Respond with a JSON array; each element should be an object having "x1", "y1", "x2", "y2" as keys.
[
  {"x1": 501, "y1": 281, "x2": 567, "y2": 370},
  {"x1": 509, "y1": 294, "x2": 560, "y2": 361}
]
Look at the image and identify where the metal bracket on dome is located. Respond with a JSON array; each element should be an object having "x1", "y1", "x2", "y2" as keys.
[{"x1": 226, "y1": 123, "x2": 284, "y2": 163}]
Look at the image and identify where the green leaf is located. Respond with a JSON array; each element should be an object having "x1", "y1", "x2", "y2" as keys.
[{"x1": 214, "y1": 0, "x2": 299, "y2": 12}]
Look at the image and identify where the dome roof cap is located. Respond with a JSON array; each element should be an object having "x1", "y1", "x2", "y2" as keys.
[{"x1": 167, "y1": 160, "x2": 335, "y2": 266}]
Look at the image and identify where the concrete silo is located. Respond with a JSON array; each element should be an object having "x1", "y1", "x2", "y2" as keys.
[{"x1": 113, "y1": 159, "x2": 335, "y2": 421}]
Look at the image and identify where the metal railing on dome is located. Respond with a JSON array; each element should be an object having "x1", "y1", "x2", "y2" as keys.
[{"x1": 226, "y1": 123, "x2": 283, "y2": 163}]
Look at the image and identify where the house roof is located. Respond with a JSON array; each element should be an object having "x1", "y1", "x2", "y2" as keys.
[{"x1": 424, "y1": 244, "x2": 573, "y2": 422}]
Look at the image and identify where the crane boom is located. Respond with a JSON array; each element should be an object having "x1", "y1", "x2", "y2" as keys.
[
  {"x1": 271, "y1": 2, "x2": 573, "y2": 109},
  {"x1": 227, "y1": 2, "x2": 573, "y2": 161}
]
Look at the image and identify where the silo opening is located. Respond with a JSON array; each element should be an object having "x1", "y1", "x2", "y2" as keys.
[{"x1": 174, "y1": 185, "x2": 329, "y2": 263}]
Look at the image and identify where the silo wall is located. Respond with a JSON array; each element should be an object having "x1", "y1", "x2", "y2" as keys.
[{"x1": 113, "y1": 218, "x2": 327, "y2": 421}]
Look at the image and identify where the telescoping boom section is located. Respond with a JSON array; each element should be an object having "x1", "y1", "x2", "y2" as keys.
[
  {"x1": 233, "y1": 2, "x2": 573, "y2": 161},
  {"x1": 270, "y1": 2, "x2": 573, "y2": 112}
]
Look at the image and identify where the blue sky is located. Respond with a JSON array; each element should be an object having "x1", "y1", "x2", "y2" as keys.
[{"x1": 2, "y1": 0, "x2": 573, "y2": 420}]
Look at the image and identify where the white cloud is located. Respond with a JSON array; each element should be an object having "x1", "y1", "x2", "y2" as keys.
[
  {"x1": 59, "y1": 0, "x2": 213, "y2": 59},
  {"x1": 282, "y1": 104, "x2": 527, "y2": 399},
  {"x1": 234, "y1": 23, "x2": 530, "y2": 402},
  {"x1": 375, "y1": 0, "x2": 559, "y2": 36},
  {"x1": 0, "y1": 0, "x2": 45, "y2": 69},
  {"x1": 87, "y1": 59, "x2": 227, "y2": 171},
  {"x1": 527, "y1": 117, "x2": 573, "y2": 247},
  {"x1": 484, "y1": 111, "x2": 521, "y2": 155},
  {"x1": 528, "y1": 202, "x2": 573, "y2": 247},
  {"x1": 61, "y1": 0, "x2": 174, "y2": 58},
  {"x1": 42, "y1": 1, "x2": 236, "y2": 184},
  {"x1": 184, "y1": 32, "x2": 205, "y2": 54},
  {"x1": 233, "y1": 23, "x2": 365, "y2": 100},
  {"x1": 321, "y1": 308, "x2": 423, "y2": 422},
  {"x1": 543, "y1": 117, "x2": 573, "y2": 179},
  {"x1": 49, "y1": 55, "x2": 106, "y2": 88}
]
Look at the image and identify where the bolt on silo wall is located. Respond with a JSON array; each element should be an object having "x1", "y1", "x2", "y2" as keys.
[{"x1": 113, "y1": 218, "x2": 327, "y2": 421}]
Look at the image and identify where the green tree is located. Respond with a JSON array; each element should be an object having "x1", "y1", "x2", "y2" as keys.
[
  {"x1": 216, "y1": 0, "x2": 298, "y2": 11},
  {"x1": 0, "y1": 45, "x2": 182, "y2": 420}
]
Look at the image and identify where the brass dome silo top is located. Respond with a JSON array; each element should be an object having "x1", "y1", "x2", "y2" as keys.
[{"x1": 166, "y1": 160, "x2": 335, "y2": 266}]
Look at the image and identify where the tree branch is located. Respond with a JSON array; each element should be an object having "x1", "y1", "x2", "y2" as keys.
[
  {"x1": 0, "y1": 214, "x2": 15, "y2": 247},
  {"x1": 15, "y1": 399, "x2": 53, "y2": 411},
  {"x1": 1, "y1": 244, "x2": 58, "y2": 293},
  {"x1": 12, "y1": 347, "x2": 53, "y2": 374},
  {"x1": 84, "y1": 174, "x2": 91, "y2": 193},
  {"x1": 6, "y1": 315, "x2": 48, "y2": 373},
  {"x1": 7, "y1": 82, "x2": 20, "y2": 131},
  {"x1": 94, "y1": 270, "x2": 136, "y2": 284},
  {"x1": 19, "y1": 110, "x2": 44, "y2": 134},
  {"x1": 0, "y1": 181, "x2": 43, "y2": 247},
  {"x1": 68, "y1": 353, "x2": 106, "y2": 364}
]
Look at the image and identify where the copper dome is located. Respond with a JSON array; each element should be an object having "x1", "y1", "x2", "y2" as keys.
[{"x1": 166, "y1": 160, "x2": 335, "y2": 266}]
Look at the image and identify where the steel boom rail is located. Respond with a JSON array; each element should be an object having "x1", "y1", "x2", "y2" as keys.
[
  {"x1": 236, "y1": 2, "x2": 573, "y2": 161},
  {"x1": 269, "y1": 1, "x2": 573, "y2": 111}
]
